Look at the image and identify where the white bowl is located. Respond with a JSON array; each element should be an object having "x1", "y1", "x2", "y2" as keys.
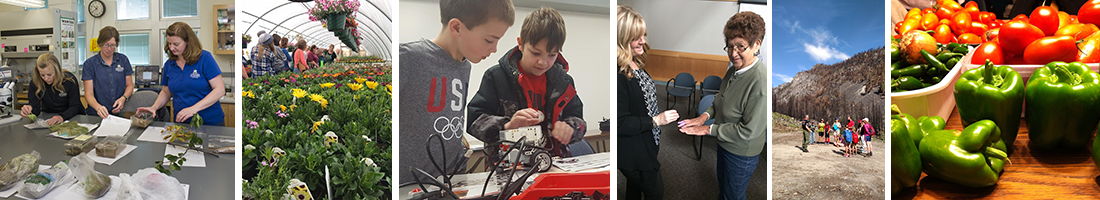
[{"x1": 891, "y1": 57, "x2": 967, "y2": 120}]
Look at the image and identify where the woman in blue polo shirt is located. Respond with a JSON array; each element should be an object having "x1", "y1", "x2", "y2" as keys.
[
  {"x1": 82, "y1": 26, "x2": 134, "y2": 118},
  {"x1": 137, "y1": 22, "x2": 225, "y2": 126}
]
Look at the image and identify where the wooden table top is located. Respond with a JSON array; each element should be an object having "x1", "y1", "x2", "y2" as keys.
[{"x1": 897, "y1": 108, "x2": 1100, "y2": 199}]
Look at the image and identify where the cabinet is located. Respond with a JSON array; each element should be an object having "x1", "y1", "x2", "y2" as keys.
[{"x1": 212, "y1": 4, "x2": 235, "y2": 55}]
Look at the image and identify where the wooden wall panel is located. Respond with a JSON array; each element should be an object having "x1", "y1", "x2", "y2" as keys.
[{"x1": 645, "y1": 49, "x2": 730, "y2": 83}]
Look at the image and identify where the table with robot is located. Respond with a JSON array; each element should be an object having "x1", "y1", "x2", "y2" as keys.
[{"x1": 400, "y1": 126, "x2": 611, "y2": 200}]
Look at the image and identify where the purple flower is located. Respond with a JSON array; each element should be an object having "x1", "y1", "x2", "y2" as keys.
[
  {"x1": 246, "y1": 120, "x2": 259, "y2": 129},
  {"x1": 334, "y1": 83, "x2": 344, "y2": 89}
]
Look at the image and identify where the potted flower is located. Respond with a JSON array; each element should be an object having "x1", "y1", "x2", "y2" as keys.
[{"x1": 307, "y1": 0, "x2": 360, "y2": 31}]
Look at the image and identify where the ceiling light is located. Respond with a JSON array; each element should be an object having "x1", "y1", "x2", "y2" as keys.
[{"x1": 0, "y1": 0, "x2": 44, "y2": 8}]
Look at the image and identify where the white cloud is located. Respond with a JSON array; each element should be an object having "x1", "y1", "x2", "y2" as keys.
[
  {"x1": 779, "y1": 21, "x2": 850, "y2": 63},
  {"x1": 774, "y1": 73, "x2": 794, "y2": 83},
  {"x1": 804, "y1": 43, "x2": 850, "y2": 62}
]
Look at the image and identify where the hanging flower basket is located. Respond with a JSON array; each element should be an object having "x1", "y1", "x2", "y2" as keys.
[{"x1": 326, "y1": 13, "x2": 347, "y2": 31}]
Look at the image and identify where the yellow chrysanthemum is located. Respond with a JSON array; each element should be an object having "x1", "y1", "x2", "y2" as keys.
[
  {"x1": 365, "y1": 81, "x2": 379, "y2": 90},
  {"x1": 320, "y1": 83, "x2": 335, "y2": 88},
  {"x1": 280, "y1": 105, "x2": 287, "y2": 112},
  {"x1": 243, "y1": 91, "x2": 255, "y2": 98},
  {"x1": 355, "y1": 77, "x2": 367, "y2": 83},
  {"x1": 292, "y1": 88, "x2": 308, "y2": 98},
  {"x1": 288, "y1": 105, "x2": 297, "y2": 111},
  {"x1": 309, "y1": 94, "x2": 325, "y2": 102},
  {"x1": 347, "y1": 83, "x2": 363, "y2": 91}
]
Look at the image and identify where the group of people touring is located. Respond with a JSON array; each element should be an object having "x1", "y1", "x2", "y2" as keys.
[
  {"x1": 801, "y1": 115, "x2": 875, "y2": 157},
  {"x1": 246, "y1": 30, "x2": 342, "y2": 78}
]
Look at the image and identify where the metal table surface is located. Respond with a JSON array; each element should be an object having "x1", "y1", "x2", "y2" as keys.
[{"x1": 0, "y1": 114, "x2": 234, "y2": 200}]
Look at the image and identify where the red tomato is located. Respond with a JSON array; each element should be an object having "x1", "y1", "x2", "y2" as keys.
[
  {"x1": 924, "y1": 7, "x2": 937, "y2": 15},
  {"x1": 922, "y1": 13, "x2": 940, "y2": 30},
  {"x1": 1000, "y1": 20, "x2": 1045, "y2": 55},
  {"x1": 969, "y1": 22, "x2": 989, "y2": 35},
  {"x1": 1079, "y1": 0, "x2": 1100, "y2": 25},
  {"x1": 965, "y1": 1, "x2": 981, "y2": 19},
  {"x1": 1054, "y1": 23, "x2": 1100, "y2": 40},
  {"x1": 894, "y1": 21, "x2": 905, "y2": 34},
  {"x1": 1013, "y1": 14, "x2": 1030, "y2": 22},
  {"x1": 952, "y1": 12, "x2": 973, "y2": 34},
  {"x1": 934, "y1": 24, "x2": 957, "y2": 44},
  {"x1": 985, "y1": 28, "x2": 1000, "y2": 41},
  {"x1": 1023, "y1": 36, "x2": 1078, "y2": 64},
  {"x1": 941, "y1": 0, "x2": 962, "y2": 12},
  {"x1": 972, "y1": 41, "x2": 1005, "y2": 64},
  {"x1": 1078, "y1": 34, "x2": 1100, "y2": 62},
  {"x1": 1030, "y1": 6, "x2": 1060, "y2": 36},
  {"x1": 990, "y1": 20, "x2": 1004, "y2": 29},
  {"x1": 937, "y1": 6, "x2": 957, "y2": 20},
  {"x1": 979, "y1": 12, "x2": 996, "y2": 24},
  {"x1": 959, "y1": 33, "x2": 983, "y2": 44}
]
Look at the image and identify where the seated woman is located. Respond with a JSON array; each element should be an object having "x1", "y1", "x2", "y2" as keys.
[
  {"x1": 21, "y1": 53, "x2": 83, "y2": 125},
  {"x1": 82, "y1": 26, "x2": 134, "y2": 118},
  {"x1": 137, "y1": 22, "x2": 225, "y2": 126}
]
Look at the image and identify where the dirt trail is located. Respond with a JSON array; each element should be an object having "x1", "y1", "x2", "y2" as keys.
[{"x1": 771, "y1": 129, "x2": 885, "y2": 199}]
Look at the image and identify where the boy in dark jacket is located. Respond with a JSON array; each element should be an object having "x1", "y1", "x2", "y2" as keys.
[{"x1": 468, "y1": 6, "x2": 586, "y2": 159}]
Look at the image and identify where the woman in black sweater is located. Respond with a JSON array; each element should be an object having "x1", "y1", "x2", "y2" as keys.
[
  {"x1": 21, "y1": 53, "x2": 83, "y2": 125},
  {"x1": 617, "y1": 5, "x2": 680, "y2": 200}
]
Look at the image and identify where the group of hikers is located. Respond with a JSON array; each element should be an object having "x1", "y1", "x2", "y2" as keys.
[{"x1": 800, "y1": 115, "x2": 875, "y2": 157}]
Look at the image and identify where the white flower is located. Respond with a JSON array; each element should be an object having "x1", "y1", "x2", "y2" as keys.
[
  {"x1": 265, "y1": 130, "x2": 273, "y2": 134},
  {"x1": 244, "y1": 144, "x2": 256, "y2": 151},
  {"x1": 320, "y1": 115, "x2": 331, "y2": 122},
  {"x1": 361, "y1": 157, "x2": 376, "y2": 167},
  {"x1": 361, "y1": 135, "x2": 372, "y2": 142}
]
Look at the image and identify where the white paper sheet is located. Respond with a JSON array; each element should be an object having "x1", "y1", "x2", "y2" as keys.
[
  {"x1": 163, "y1": 145, "x2": 206, "y2": 168},
  {"x1": 0, "y1": 165, "x2": 50, "y2": 198},
  {"x1": 551, "y1": 152, "x2": 611, "y2": 172},
  {"x1": 136, "y1": 126, "x2": 169, "y2": 143},
  {"x1": 89, "y1": 144, "x2": 138, "y2": 165},
  {"x1": 92, "y1": 115, "x2": 132, "y2": 137}
]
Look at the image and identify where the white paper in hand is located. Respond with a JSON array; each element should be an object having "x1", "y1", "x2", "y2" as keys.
[{"x1": 93, "y1": 115, "x2": 132, "y2": 137}]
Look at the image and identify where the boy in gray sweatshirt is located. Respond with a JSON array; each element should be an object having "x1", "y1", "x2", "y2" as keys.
[{"x1": 398, "y1": 0, "x2": 515, "y2": 185}]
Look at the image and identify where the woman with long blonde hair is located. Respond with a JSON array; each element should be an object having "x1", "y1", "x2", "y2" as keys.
[
  {"x1": 22, "y1": 53, "x2": 83, "y2": 125},
  {"x1": 617, "y1": 5, "x2": 678, "y2": 200}
]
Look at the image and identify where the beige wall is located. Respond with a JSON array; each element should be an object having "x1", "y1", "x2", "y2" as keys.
[{"x1": 0, "y1": 0, "x2": 234, "y2": 72}]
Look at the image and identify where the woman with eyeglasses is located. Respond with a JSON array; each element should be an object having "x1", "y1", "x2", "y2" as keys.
[
  {"x1": 81, "y1": 26, "x2": 134, "y2": 118},
  {"x1": 678, "y1": 11, "x2": 768, "y2": 200}
]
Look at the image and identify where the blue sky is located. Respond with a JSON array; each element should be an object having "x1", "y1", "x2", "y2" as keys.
[{"x1": 772, "y1": 0, "x2": 885, "y2": 87}]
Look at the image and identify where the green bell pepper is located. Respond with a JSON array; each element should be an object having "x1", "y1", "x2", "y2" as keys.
[
  {"x1": 891, "y1": 106, "x2": 921, "y2": 194},
  {"x1": 919, "y1": 120, "x2": 1009, "y2": 187},
  {"x1": 1025, "y1": 61, "x2": 1100, "y2": 151},
  {"x1": 890, "y1": 105, "x2": 946, "y2": 147},
  {"x1": 954, "y1": 60, "x2": 1025, "y2": 147}
]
